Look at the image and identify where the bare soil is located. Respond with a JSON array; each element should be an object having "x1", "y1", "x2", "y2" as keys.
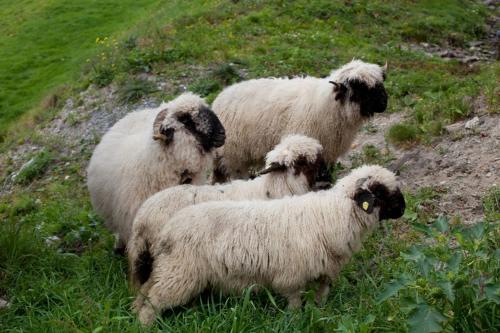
[{"x1": 339, "y1": 110, "x2": 500, "y2": 223}]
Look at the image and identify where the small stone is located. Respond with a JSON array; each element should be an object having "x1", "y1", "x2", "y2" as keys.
[
  {"x1": 439, "y1": 50, "x2": 457, "y2": 58},
  {"x1": 0, "y1": 298, "x2": 10, "y2": 309},
  {"x1": 486, "y1": 172, "x2": 492, "y2": 177},
  {"x1": 465, "y1": 116, "x2": 480, "y2": 130},
  {"x1": 45, "y1": 235, "x2": 61, "y2": 246},
  {"x1": 420, "y1": 42, "x2": 430, "y2": 48},
  {"x1": 439, "y1": 181, "x2": 446, "y2": 185},
  {"x1": 64, "y1": 175, "x2": 70, "y2": 180},
  {"x1": 445, "y1": 122, "x2": 463, "y2": 133},
  {"x1": 469, "y1": 40, "x2": 483, "y2": 47},
  {"x1": 461, "y1": 56, "x2": 479, "y2": 64}
]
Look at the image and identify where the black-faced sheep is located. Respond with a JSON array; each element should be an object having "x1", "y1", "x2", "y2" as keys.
[
  {"x1": 127, "y1": 134, "x2": 331, "y2": 290},
  {"x1": 212, "y1": 59, "x2": 388, "y2": 178},
  {"x1": 134, "y1": 165, "x2": 405, "y2": 325},
  {"x1": 87, "y1": 93, "x2": 225, "y2": 252}
]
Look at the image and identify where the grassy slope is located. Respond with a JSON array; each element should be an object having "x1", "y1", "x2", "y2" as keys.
[
  {"x1": 0, "y1": 0, "x2": 209, "y2": 139},
  {"x1": 0, "y1": 0, "x2": 499, "y2": 332}
]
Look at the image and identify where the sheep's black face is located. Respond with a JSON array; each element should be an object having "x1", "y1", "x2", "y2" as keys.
[
  {"x1": 293, "y1": 155, "x2": 332, "y2": 190},
  {"x1": 354, "y1": 182, "x2": 405, "y2": 221},
  {"x1": 177, "y1": 106, "x2": 226, "y2": 152},
  {"x1": 349, "y1": 80, "x2": 388, "y2": 117}
]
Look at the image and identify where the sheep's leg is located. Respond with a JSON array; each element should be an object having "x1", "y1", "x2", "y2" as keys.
[
  {"x1": 137, "y1": 261, "x2": 204, "y2": 325},
  {"x1": 114, "y1": 234, "x2": 126, "y2": 256},
  {"x1": 314, "y1": 276, "x2": 330, "y2": 306},
  {"x1": 132, "y1": 278, "x2": 155, "y2": 314},
  {"x1": 283, "y1": 290, "x2": 302, "y2": 310}
]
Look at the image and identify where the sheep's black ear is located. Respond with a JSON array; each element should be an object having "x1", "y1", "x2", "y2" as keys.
[
  {"x1": 329, "y1": 81, "x2": 347, "y2": 102},
  {"x1": 178, "y1": 107, "x2": 226, "y2": 151},
  {"x1": 353, "y1": 189, "x2": 375, "y2": 214},
  {"x1": 153, "y1": 109, "x2": 175, "y2": 144},
  {"x1": 197, "y1": 105, "x2": 226, "y2": 149},
  {"x1": 258, "y1": 162, "x2": 287, "y2": 175}
]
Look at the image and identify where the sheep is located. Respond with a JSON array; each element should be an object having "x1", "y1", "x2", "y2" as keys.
[
  {"x1": 133, "y1": 165, "x2": 405, "y2": 325},
  {"x1": 212, "y1": 59, "x2": 388, "y2": 179},
  {"x1": 87, "y1": 92, "x2": 225, "y2": 253},
  {"x1": 127, "y1": 134, "x2": 331, "y2": 290}
]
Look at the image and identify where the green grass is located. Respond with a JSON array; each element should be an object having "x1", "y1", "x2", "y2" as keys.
[
  {"x1": 0, "y1": 0, "x2": 222, "y2": 141},
  {"x1": 1, "y1": 0, "x2": 499, "y2": 332}
]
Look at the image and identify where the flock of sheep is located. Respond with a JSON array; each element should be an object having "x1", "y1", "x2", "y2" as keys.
[{"x1": 87, "y1": 59, "x2": 406, "y2": 325}]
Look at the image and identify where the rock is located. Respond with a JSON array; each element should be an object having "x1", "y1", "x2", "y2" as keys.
[
  {"x1": 45, "y1": 235, "x2": 61, "y2": 246},
  {"x1": 0, "y1": 298, "x2": 10, "y2": 310},
  {"x1": 465, "y1": 116, "x2": 480, "y2": 130},
  {"x1": 469, "y1": 41, "x2": 484, "y2": 47},
  {"x1": 439, "y1": 50, "x2": 457, "y2": 58},
  {"x1": 445, "y1": 122, "x2": 463, "y2": 133},
  {"x1": 461, "y1": 56, "x2": 479, "y2": 64}
]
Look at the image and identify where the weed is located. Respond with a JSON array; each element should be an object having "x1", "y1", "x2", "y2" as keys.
[
  {"x1": 189, "y1": 78, "x2": 222, "y2": 98},
  {"x1": 117, "y1": 78, "x2": 158, "y2": 104},
  {"x1": 387, "y1": 123, "x2": 419, "y2": 146},
  {"x1": 376, "y1": 217, "x2": 500, "y2": 333},
  {"x1": 90, "y1": 64, "x2": 115, "y2": 88},
  {"x1": 13, "y1": 149, "x2": 53, "y2": 185},
  {"x1": 483, "y1": 186, "x2": 500, "y2": 221}
]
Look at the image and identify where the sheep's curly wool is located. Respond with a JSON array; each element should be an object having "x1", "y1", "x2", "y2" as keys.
[
  {"x1": 127, "y1": 135, "x2": 329, "y2": 289},
  {"x1": 87, "y1": 93, "x2": 225, "y2": 250},
  {"x1": 212, "y1": 59, "x2": 388, "y2": 178},
  {"x1": 133, "y1": 165, "x2": 405, "y2": 325}
]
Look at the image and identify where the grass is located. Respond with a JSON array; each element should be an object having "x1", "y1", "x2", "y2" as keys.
[
  {"x1": 0, "y1": 0, "x2": 220, "y2": 142},
  {"x1": 0, "y1": 0, "x2": 499, "y2": 332}
]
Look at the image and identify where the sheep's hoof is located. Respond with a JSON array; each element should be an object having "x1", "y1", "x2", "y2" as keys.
[
  {"x1": 138, "y1": 306, "x2": 156, "y2": 326},
  {"x1": 286, "y1": 293, "x2": 303, "y2": 310}
]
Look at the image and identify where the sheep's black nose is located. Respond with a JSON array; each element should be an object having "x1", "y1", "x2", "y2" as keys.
[
  {"x1": 313, "y1": 160, "x2": 332, "y2": 190},
  {"x1": 372, "y1": 85, "x2": 388, "y2": 114},
  {"x1": 379, "y1": 190, "x2": 405, "y2": 220}
]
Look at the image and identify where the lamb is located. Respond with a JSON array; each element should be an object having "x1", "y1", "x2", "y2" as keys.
[
  {"x1": 87, "y1": 92, "x2": 225, "y2": 253},
  {"x1": 134, "y1": 165, "x2": 405, "y2": 325},
  {"x1": 212, "y1": 59, "x2": 388, "y2": 179},
  {"x1": 127, "y1": 134, "x2": 331, "y2": 290}
]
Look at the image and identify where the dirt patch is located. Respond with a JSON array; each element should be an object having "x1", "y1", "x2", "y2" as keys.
[
  {"x1": 401, "y1": 7, "x2": 499, "y2": 63},
  {"x1": 339, "y1": 111, "x2": 500, "y2": 223}
]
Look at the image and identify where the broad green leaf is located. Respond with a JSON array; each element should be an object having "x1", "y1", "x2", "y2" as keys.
[
  {"x1": 408, "y1": 303, "x2": 446, "y2": 333},
  {"x1": 375, "y1": 276, "x2": 412, "y2": 304},
  {"x1": 400, "y1": 296, "x2": 419, "y2": 314},
  {"x1": 401, "y1": 246, "x2": 424, "y2": 262},
  {"x1": 494, "y1": 249, "x2": 500, "y2": 260},
  {"x1": 484, "y1": 283, "x2": 500, "y2": 304},
  {"x1": 432, "y1": 216, "x2": 449, "y2": 233},
  {"x1": 447, "y1": 252, "x2": 462, "y2": 273},
  {"x1": 437, "y1": 280, "x2": 455, "y2": 302},
  {"x1": 411, "y1": 222, "x2": 434, "y2": 236},
  {"x1": 460, "y1": 222, "x2": 484, "y2": 241}
]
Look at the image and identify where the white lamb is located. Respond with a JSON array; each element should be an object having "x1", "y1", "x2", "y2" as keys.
[
  {"x1": 212, "y1": 59, "x2": 388, "y2": 179},
  {"x1": 87, "y1": 93, "x2": 225, "y2": 253},
  {"x1": 127, "y1": 134, "x2": 331, "y2": 289},
  {"x1": 134, "y1": 165, "x2": 405, "y2": 325}
]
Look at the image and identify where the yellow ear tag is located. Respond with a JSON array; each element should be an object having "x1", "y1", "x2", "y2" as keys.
[{"x1": 362, "y1": 201, "x2": 369, "y2": 211}]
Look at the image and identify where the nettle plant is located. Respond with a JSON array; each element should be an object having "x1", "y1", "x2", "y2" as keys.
[{"x1": 376, "y1": 217, "x2": 499, "y2": 333}]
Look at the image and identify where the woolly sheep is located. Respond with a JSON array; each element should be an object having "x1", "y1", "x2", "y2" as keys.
[
  {"x1": 127, "y1": 134, "x2": 331, "y2": 289},
  {"x1": 87, "y1": 93, "x2": 225, "y2": 252},
  {"x1": 212, "y1": 59, "x2": 388, "y2": 179},
  {"x1": 134, "y1": 165, "x2": 405, "y2": 325}
]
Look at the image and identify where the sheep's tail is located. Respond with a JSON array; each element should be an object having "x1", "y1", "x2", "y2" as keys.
[{"x1": 129, "y1": 238, "x2": 154, "y2": 290}]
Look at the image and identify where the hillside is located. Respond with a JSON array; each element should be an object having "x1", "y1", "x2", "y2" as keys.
[{"x1": 0, "y1": 1, "x2": 499, "y2": 332}]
